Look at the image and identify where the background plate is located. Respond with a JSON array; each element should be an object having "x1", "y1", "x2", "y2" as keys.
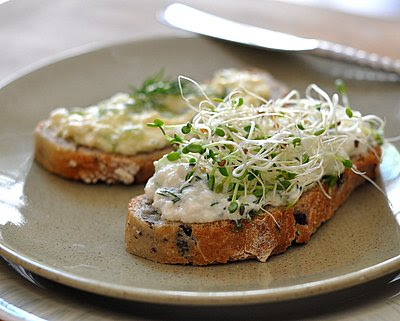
[{"x1": 0, "y1": 36, "x2": 399, "y2": 305}]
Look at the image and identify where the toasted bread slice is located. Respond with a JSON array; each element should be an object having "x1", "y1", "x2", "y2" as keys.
[
  {"x1": 34, "y1": 121, "x2": 171, "y2": 184},
  {"x1": 125, "y1": 149, "x2": 380, "y2": 265}
]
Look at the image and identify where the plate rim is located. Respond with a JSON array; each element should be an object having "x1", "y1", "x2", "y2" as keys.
[
  {"x1": 1, "y1": 243, "x2": 399, "y2": 305},
  {"x1": 0, "y1": 34, "x2": 399, "y2": 306}
]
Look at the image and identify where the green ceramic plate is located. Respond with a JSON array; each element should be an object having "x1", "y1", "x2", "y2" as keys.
[{"x1": 0, "y1": 36, "x2": 399, "y2": 305}]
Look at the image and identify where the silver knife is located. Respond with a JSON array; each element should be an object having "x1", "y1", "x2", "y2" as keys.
[{"x1": 162, "y1": 3, "x2": 400, "y2": 75}]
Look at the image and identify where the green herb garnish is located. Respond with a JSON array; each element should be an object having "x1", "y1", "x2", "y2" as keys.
[
  {"x1": 128, "y1": 70, "x2": 189, "y2": 112},
  {"x1": 341, "y1": 159, "x2": 353, "y2": 168},
  {"x1": 156, "y1": 188, "x2": 180, "y2": 203},
  {"x1": 167, "y1": 151, "x2": 181, "y2": 161},
  {"x1": 297, "y1": 123, "x2": 305, "y2": 130},
  {"x1": 228, "y1": 201, "x2": 238, "y2": 213},
  {"x1": 181, "y1": 123, "x2": 192, "y2": 134},
  {"x1": 147, "y1": 118, "x2": 166, "y2": 135},
  {"x1": 183, "y1": 143, "x2": 205, "y2": 154},
  {"x1": 215, "y1": 128, "x2": 225, "y2": 137},
  {"x1": 345, "y1": 107, "x2": 353, "y2": 118},
  {"x1": 335, "y1": 79, "x2": 347, "y2": 95},
  {"x1": 314, "y1": 128, "x2": 325, "y2": 136}
]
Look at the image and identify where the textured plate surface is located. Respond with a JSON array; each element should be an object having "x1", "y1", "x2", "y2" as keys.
[{"x1": 0, "y1": 36, "x2": 399, "y2": 305}]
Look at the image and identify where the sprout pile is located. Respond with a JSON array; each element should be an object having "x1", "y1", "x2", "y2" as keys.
[{"x1": 147, "y1": 78, "x2": 384, "y2": 222}]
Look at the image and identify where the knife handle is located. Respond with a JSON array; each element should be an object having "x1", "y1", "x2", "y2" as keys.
[{"x1": 314, "y1": 40, "x2": 400, "y2": 75}]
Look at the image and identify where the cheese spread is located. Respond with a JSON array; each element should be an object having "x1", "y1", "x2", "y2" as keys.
[
  {"x1": 46, "y1": 69, "x2": 286, "y2": 155},
  {"x1": 48, "y1": 93, "x2": 192, "y2": 155}
]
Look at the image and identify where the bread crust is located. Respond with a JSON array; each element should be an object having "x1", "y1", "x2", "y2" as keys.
[
  {"x1": 125, "y1": 149, "x2": 380, "y2": 265},
  {"x1": 34, "y1": 121, "x2": 171, "y2": 184}
]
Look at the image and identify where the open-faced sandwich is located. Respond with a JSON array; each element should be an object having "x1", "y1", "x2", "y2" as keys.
[
  {"x1": 34, "y1": 68, "x2": 286, "y2": 184},
  {"x1": 125, "y1": 80, "x2": 384, "y2": 265}
]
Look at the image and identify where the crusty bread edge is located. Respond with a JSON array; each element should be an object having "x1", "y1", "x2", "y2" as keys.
[
  {"x1": 125, "y1": 148, "x2": 381, "y2": 265},
  {"x1": 34, "y1": 121, "x2": 171, "y2": 184}
]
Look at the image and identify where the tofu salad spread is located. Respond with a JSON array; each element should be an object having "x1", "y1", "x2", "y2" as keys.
[
  {"x1": 145, "y1": 80, "x2": 384, "y2": 224},
  {"x1": 46, "y1": 69, "x2": 283, "y2": 156}
]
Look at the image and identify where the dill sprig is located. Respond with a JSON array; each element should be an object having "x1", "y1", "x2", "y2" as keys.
[{"x1": 127, "y1": 70, "x2": 187, "y2": 112}]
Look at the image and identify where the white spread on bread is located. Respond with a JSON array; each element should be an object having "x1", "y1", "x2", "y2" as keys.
[
  {"x1": 145, "y1": 82, "x2": 384, "y2": 223},
  {"x1": 145, "y1": 161, "x2": 261, "y2": 223},
  {"x1": 47, "y1": 93, "x2": 192, "y2": 155},
  {"x1": 206, "y1": 68, "x2": 286, "y2": 106},
  {"x1": 45, "y1": 69, "x2": 285, "y2": 156}
]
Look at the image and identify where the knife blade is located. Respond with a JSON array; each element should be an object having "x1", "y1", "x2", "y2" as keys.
[{"x1": 162, "y1": 3, "x2": 400, "y2": 76}]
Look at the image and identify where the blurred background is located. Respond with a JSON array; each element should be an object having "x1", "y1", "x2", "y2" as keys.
[
  {"x1": 1, "y1": 0, "x2": 399, "y2": 81},
  {"x1": 285, "y1": 0, "x2": 400, "y2": 18}
]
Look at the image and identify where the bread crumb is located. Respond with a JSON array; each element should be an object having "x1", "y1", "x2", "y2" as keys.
[
  {"x1": 68, "y1": 159, "x2": 77, "y2": 167},
  {"x1": 114, "y1": 166, "x2": 139, "y2": 184}
]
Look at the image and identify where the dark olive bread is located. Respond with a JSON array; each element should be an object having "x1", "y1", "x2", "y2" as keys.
[{"x1": 125, "y1": 149, "x2": 380, "y2": 265}]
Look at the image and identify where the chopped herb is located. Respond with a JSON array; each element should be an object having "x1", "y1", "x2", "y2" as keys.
[
  {"x1": 185, "y1": 171, "x2": 194, "y2": 181},
  {"x1": 297, "y1": 123, "x2": 305, "y2": 130},
  {"x1": 128, "y1": 70, "x2": 190, "y2": 112},
  {"x1": 156, "y1": 188, "x2": 180, "y2": 203},
  {"x1": 180, "y1": 185, "x2": 192, "y2": 192}
]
